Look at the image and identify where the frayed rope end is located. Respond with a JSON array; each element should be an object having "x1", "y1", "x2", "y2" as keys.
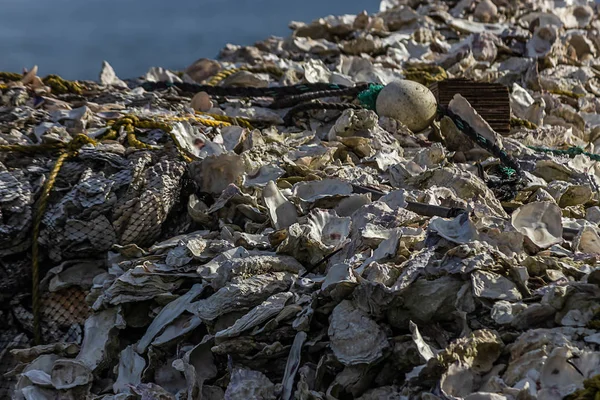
[{"x1": 357, "y1": 84, "x2": 385, "y2": 111}]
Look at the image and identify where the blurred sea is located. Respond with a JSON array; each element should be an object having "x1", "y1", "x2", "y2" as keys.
[{"x1": 0, "y1": 0, "x2": 377, "y2": 80}]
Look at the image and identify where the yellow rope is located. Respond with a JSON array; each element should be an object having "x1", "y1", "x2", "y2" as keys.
[
  {"x1": 196, "y1": 112, "x2": 254, "y2": 129},
  {"x1": 42, "y1": 75, "x2": 83, "y2": 95},
  {"x1": 205, "y1": 65, "x2": 283, "y2": 86},
  {"x1": 66, "y1": 133, "x2": 98, "y2": 150},
  {"x1": 248, "y1": 65, "x2": 284, "y2": 80},
  {"x1": 106, "y1": 115, "x2": 195, "y2": 161},
  {"x1": 0, "y1": 71, "x2": 23, "y2": 81},
  {"x1": 193, "y1": 116, "x2": 231, "y2": 128},
  {"x1": 165, "y1": 114, "x2": 232, "y2": 128},
  {"x1": 109, "y1": 116, "x2": 163, "y2": 150},
  {"x1": 30, "y1": 133, "x2": 97, "y2": 344},
  {"x1": 206, "y1": 67, "x2": 249, "y2": 86},
  {"x1": 31, "y1": 150, "x2": 72, "y2": 344},
  {"x1": 0, "y1": 134, "x2": 96, "y2": 155},
  {"x1": 404, "y1": 66, "x2": 447, "y2": 86},
  {"x1": 126, "y1": 124, "x2": 160, "y2": 150},
  {"x1": 1, "y1": 110, "x2": 250, "y2": 340},
  {"x1": 99, "y1": 128, "x2": 118, "y2": 141},
  {"x1": 510, "y1": 117, "x2": 538, "y2": 130},
  {"x1": 548, "y1": 88, "x2": 585, "y2": 99},
  {"x1": 0, "y1": 71, "x2": 82, "y2": 95}
]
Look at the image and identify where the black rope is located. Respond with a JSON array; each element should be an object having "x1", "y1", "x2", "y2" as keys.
[
  {"x1": 270, "y1": 84, "x2": 371, "y2": 109},
  {"x1": 437, "y1": 105, "x2": 523, "y2": 200},
  {"x1": 300, "y1": 247, "x2": 345, "y2": 277},
  {"x1": 437, "y1": 105, "x2": 522, "y2": 177},
  {"x1": 141, "y1": 81, "x2": 362, "y2": 100},
  {"x1": 283, "y1": 101, "x2": 365, "y2": 126}
]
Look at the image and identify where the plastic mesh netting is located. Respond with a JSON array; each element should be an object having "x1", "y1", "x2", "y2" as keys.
[{"x1": 0, "y1": 142, "x2": 190, "y2": 396}]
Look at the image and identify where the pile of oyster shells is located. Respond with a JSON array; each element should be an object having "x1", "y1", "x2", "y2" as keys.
[{"x1": 3, "y1": 0, "x2": 600, "y2": 399}]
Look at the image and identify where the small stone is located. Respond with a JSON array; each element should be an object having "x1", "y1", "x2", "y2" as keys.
[
  {"x1": 375, "y1": 80, "x2": 437, "y2": 132},
  {"x1": 191, "y1": 92, "x2": 213, "y2": 112},
  {"x1": 474, "y1": 0, "x2": 498, "y2": 22}
]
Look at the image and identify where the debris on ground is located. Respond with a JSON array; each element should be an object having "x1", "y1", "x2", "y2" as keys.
[{"x1": 2, "y1": 0, "x2": 600, "y2": 399}]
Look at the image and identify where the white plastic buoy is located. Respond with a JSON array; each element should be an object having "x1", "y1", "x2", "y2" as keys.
[{"x1": 375, "y1": 80, "x2": 437, "y2": 132}]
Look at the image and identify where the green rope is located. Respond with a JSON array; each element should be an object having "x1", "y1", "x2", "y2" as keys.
[
  {"x1": 357, "y1": 84, "x2": 384, "y2": 111},
  {"x1": 499, "y1": 166, "x2": 516, "y2": 178},
  {"x1": 527, "y1": 146, "x2": 600, "y2": 162}
]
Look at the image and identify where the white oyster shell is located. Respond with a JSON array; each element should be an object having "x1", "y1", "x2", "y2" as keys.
[
  {"x1": 189, "y1": 272, "x2": 293, "y2": 321},
  {"x1": 472, "y1": 271, "x2": 522, "y2": 301},
  {"x1": 527, "y1": 25, "x2": 558, "y2": 58},
  {"x1": 449, "y1": 94, "x2": 502, "y2": 149},
  {"x1": 328, "y1": 300, "x2": 388, "y2": 365},
  {"x1": 50, "y1": 359, "x2": 93, "y2": 390},
  {"x1": 113, "y1": 345, "x2": 145, "y2": 393},
  {"x1": 511, "y1": 201, "x2": 563, "y2": 249},
  {"x1": 428, "y1": 213, "x2": 479, "y2": 244},
  {"x1": 215, "y1": 292, "x2": 293, "y2": 341},
  {"x1": 224, "y1": 368, "x2": 276, "y2": 400},
  {"x1": 292, "y1": 179, "x2": 353, "y2": 203},
  {"x1": 262, "y1": 180, "x2": 298, "y2": 230},
  {"x1": 99, "y1": 61, "x2": 127, "y2": 88},
  {"x1": 573, "y1": 224, "x2": 600, "y2": 254},
  {"x1": 278, "y1": 209, "x2": 351, "y2": 265}
]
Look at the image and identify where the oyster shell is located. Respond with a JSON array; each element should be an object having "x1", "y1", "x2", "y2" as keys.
[
  {"x1": 224, "y1": 368, "x2": 276, "y2": 400},
  {"x1": 527, "y1": 25, "x2": 558, "y2": 58},
  {"x1": 189, "y1": 272, "x2": 293, "y2": 322},
  {"x1": 113, "y1": 345, "x2": 145, "y2": 393},
  {"x1": 99, "y1": 61, "x2": 127, "y2": 88},
  {"x1": 328, "y1": 300, "x2": 389, "y2": 365},
  {"x1": 511, "y1": 201, "x2": 563, "y2": 249},
  {"x1": 8, "y1": 1, "x2": 600, "y2": 399},
  {"x1": 292, "y1": 179, "x2": 353, "y2": 203},
  {"x1": 262, "y1": 180, "x2": 298, "y2": 230}
]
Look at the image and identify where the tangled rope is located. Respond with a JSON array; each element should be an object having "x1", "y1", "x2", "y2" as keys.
[
  {"x1": 195, "y1": 112, "x2": 255, "y2": 129},
  {"x1": 284, "y1": 101, "x2": 365, "y2": 125},
  {"x1": 205, "y1": 65, "x2": 284, "y2": 86},
  {"x1": 0, "y1": 71, "x2": 83, "y2": 95},
  {"x1": 141, "y1": 81, "x2": 357, "y2": 99},
  {"x1": 102, "y1": 114, "x2": 240, "y2": 162},
  {"x1": 269, "y1": 84, "x2": 370, "y2": 109},
  {"x1": 0, "y1": 112, "x2": 241, "y2": 342},
  {"x1": 510, "y1": 117, "x2": 538, "y2": 130},
  {"x1": 403, "y1": 65, "x2": 448, "y2": 86},
  {"x1": 528, "y1": 145, "x2": 600, "y2": 162},
  {"x1": 2, "y1": 134, "x2": 97, "y2": 344},
  {"x1": 437, "y1": 105, "x2": 523, "y2": 199},
  {"x1": 438, "y1": 105, "x2": 522, "y2": 178}
]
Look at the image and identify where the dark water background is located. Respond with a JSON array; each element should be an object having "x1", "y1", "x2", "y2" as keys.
[{"x1": 0, "y1": 0, "x2": 377, "y2": 80}]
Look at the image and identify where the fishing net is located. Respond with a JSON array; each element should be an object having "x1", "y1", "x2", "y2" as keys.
[{"x1": 0, "y1": 135, "x2": 191, "y2": 396}]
